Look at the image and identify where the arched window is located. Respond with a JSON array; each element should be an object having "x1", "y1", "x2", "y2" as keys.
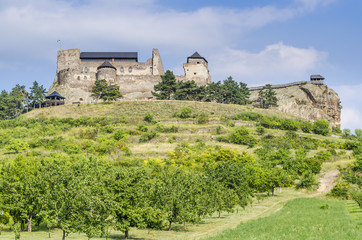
[
  {"x1": 129, "y1": 67, "x2": 132, "y2": 73},
  {"x1": 85, "y1": 67, "x2": 88, "y2": 73},
  {"x1": 120, "y1": 67, "x2": 124, "y2": 73},
  {"x1": 150, "y1": 67, "x2": 153, "y2": 73}
]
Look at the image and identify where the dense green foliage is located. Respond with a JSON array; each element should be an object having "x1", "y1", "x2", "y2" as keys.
[
  {"x1": 91, "y1": 79, "x2": 122, "y2": 102},
  {"x1": 0, "y1": 82, "x2": 46, "y2": 120},
  {"x1": 258, "y1": 84, "x2": 278, "y2": 108},
  {"x1": 0, "y1": 108, "x2": 353, "y2": 239},
  {"x1": 152, "y1": 71, "x2": 251, "y2": 105}
]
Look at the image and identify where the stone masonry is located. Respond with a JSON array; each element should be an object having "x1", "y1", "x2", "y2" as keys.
[{"x1": 48, "y1": 49, "x2": 211, "y2": 104}]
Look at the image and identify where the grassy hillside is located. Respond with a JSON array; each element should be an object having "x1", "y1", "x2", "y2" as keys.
[
  {"x1": 24, "y1": 100, "x2": 294, "y2": 119},
  {"x1": 0, "y1": 100, "x2": 360, "y2": 240}
]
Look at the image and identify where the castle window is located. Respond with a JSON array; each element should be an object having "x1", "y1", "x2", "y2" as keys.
[
  {"x1": 120, "y1": 67, "x2": 124, "y2": 73},
  {"x1": 194, "y1": 72, "x2": 197, "y2": 75},
  {"x1": 79, "y1": 98, "x2": 83, "y2": 101},
  {"x1": 150, "y1": 67, "x2": 153, "y2": 73},
  {"x1": 129, "y1": 67, "x2": 132, "y2": 73},
  {"x1": 197, "y1": 62, "x2": 200, "y2": 64},
  {"x1": 85, "y1": 67, "x2": 88, "y2": 73},
  {"x1": 77, "y1": 76, "x2": 80, "y2": 80}
]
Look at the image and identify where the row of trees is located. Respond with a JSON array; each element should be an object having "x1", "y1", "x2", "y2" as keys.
[
  {"x1": 152, "y1": 70, "x2": 278, "y2": 107},
  {"x1": 0, "y1": 81, "x2": 46, "y2": 120},
  {"x1": 0, "y1": 151, "x2": 293, "y2": 239}
]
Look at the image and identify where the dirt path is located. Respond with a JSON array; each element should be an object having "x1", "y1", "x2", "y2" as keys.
[{"x1": 315, "y1": 169, "x2": 340, "y2": 194}]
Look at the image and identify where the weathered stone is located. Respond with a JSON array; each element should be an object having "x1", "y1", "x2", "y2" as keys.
[
  {"x1": 49, "y1": 48, "x2": 210, "y2": 103},
  {"x1": 249, "y1": 83, "x2": 342, "y2": 127}
]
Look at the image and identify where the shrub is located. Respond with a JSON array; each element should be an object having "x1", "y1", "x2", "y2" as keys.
[
  {"x1": 113, "y1": 129, "x2": 127, "y2": 141},
  {"x1": 300, "y1": 121, "x2": 313, "y2": 133},
  {"x1": 197, "y1": 113, "x2": 209, "y2": 124},
  {"x1": 228, "y1": 127, "x2": 257, "y2": 147},
  {"x1": 137, "y1": 123, "x2": 148, "y2": 132},
  {"x1": 179, "y1": 107, "x2": 193, "y2": 119},
  {"x1": 256, "y1": 126, "x2": 265, "y2": 135},
  {"x1": 332, "y1": 126, "x2": 342, "y2": 134},
  {"x1": 350, "y1": 190, "x2": 362, "y2": 208},
  {"x1": 281, "y1": 119, "x2": 299, "y2": 131},
  {"x1": 5, "y1": 139, "x2": 29, "y2": 153},
  {"x1": 295, "y1": 171, "x2": 318, "y2": 190},
  {"x1": 100, "y1": 125, "x2": 114, "y2": 133},
  {"x1": 144, "y1": 113, "x2": 155, "y2": 123},
  {"x1": 328, "y1": 183, "x2": 349, "y2": 199},
  {"x1": 139, "y1": 131, "x2": 157, "y2": 143},
  {"x1": 313, "y1": 120, "x2": 330, "y2": 136}
]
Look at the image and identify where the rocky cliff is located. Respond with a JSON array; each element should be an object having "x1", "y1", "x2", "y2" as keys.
[{"x1": 249, "y1": 83, "x2": 342, "y2": 127}]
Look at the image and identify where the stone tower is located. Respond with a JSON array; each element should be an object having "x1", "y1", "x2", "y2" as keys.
[
  {"x1": 183, "y1": 52, "x2": 211, "y2": 85},
  {"x1": 96, "y1": 61, "x2": 117, "y2": 84}
]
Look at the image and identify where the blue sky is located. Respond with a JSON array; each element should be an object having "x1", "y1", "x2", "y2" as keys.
[{"x1": 0, "y1": 0, "x2": 361, "y2": 131}]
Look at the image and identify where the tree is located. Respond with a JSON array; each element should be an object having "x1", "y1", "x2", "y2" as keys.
[
  {"x1": 153, "y1": 168, "x2": 199, "y2": 231},
  {"x1": 222, "y1": 77, "x2": 250, "y2": 104},
  {"x1": 102, "y1": 84, "x2": 122, "y2": 101},
  {"x1": 258, "y1": 84, "x2": 278, "y2": 108},
  {"x1": 29, "y1": 81, "x2": 46, "y2": 109},
  {"x1": 91, "y1": 80, "x2": 122, "y2": 102},
  {"x1": 9, "y1": 84, "x2": 27, "y2": 117},
  {"x1": 152, "y1": 70, "x2": 177, "y2": 100},
  {"x1": 174, "y1": 80, "x2": 205, "y2": 101}
]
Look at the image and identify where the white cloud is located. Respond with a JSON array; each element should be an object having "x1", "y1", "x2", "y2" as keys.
[
  {"x1": 0, "y1": 0, "x2": 322, "y2": 61},
  {"x1": 295, "y1": 0, "x2": 337, "y2": 10},
  {"x1": 341, "y1": 108, "x2": 362, "y2": 131},
  {"x1": 333, "y1": 83, "x2": 362, "y2": 131},
  {"x1": 209, "y1": 42, "x2": 327, "y2": 85}
]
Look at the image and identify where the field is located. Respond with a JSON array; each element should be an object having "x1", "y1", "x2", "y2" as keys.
[{"x1": 207, "y1": 198, "x2": 361, "y2": 240}]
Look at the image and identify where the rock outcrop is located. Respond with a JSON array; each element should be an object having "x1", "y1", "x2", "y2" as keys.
[{"x1": 249, "y1": 83, "x2": 342, "y2": 127}]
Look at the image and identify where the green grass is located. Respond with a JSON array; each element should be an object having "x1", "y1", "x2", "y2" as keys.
[
  {"x1": 23, "y1": 100, "x2": 294, "y2": 120},
  {"x1": 206, "y1": 198, "x2": 361, "y2": 240}
]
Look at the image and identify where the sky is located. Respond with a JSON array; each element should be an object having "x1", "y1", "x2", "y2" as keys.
[{"x1": 0, "y1": 0, "x2": 361, "y2": 131}]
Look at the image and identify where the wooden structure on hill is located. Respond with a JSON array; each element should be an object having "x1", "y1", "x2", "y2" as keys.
[{"x1": 45, "y1": 91, "x2": 65, "y2": 107}]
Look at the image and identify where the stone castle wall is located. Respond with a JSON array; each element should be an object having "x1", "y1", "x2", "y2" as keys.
[{"x1": 49, "y1": 48, "x2": 210, "y2": 104}]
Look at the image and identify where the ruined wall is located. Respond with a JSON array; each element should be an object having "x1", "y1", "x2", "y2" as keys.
[
  {"x1": 249, "y1": 83, "x2": 342, "y2": 127},
  {"x1": 49, "y1": 48, "x2": 211, "y2": 104}
]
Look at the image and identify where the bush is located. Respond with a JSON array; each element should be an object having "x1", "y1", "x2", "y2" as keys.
[
  {"x1": 139, "y1": 131, "x2": 157, "y2": 143},
  {"x1": 137, "y1": 123, "x2": 148, "y2": 132},
  {"x1": 350, "y1": 190, "x2": 362, "y2": 208},
  {"x1": 144, "y1": 113, "x2": 155, "y2": 123},
  {"x1": 300, "y1": 121, "x2": 313, "y2": 133},
  {"x1": 113, "y1": 129, "x2": 127, "y2": 141},
  {"x1": 281, "y1": 119, "x2": 299, "y2": 131},
  {"x1": 197, "y1": 113, "x2": 209, "y2": 124},
  {"x1": 100, "y1": 125, "x2": 114, "y2": 133},
  {"x1": 328, "y1": 183, "x2": 349, "y2": 199},
  {"x1": 332, "y1": 126, "x2": 342, "y2": 134},
  {"x1": 179, "y1": 107, "x2": 193, "y2": 119},
  {"x1": 256, "y1": 126, "x2": 265, "y2": 135},
  {"x1": 295, "y1": 171, "x2": 318, "y2": 190},
  {"x1": 313, "y1": 120, "x2": 330, "y2": 136},
  {"x1": 228, "y1": 127, "x2": 258, "y2": 147}
]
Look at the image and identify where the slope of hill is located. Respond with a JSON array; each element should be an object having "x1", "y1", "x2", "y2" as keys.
[{"x1": 0, "y1": 100, "x2": 359, "y2": 240}]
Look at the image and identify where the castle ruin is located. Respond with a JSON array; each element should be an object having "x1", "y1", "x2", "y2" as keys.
[{"x1": 48, "y1": 48, "x2": 211, "y2": 104}]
